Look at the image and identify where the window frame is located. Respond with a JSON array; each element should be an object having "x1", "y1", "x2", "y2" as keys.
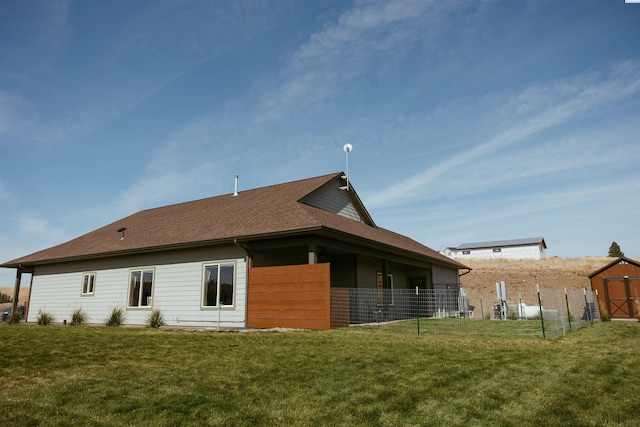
[
  {"x1": 127, "y1": 267, "x2": 155, "y2": 309},
  {"x1": 201, "y1": 261, "x2": 236, "y2": 309},
  {"x1": 81, "y1": 272, "x2": 96, "y2": 296}
]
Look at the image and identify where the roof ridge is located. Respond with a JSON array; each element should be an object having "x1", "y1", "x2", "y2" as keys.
[{"x1": 134, "y1": 172, "x2": 343, "y2": 214}]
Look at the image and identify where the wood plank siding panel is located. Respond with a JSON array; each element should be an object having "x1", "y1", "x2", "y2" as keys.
[{"x1": 247, "y1": 264, "x2": 331, "y2": 329}]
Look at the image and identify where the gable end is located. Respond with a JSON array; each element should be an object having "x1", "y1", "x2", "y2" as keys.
[{"x1": 299, "y1": 177, "x2": 375, "y2": 226}]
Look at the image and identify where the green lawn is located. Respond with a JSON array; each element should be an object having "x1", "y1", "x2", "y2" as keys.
[{"x1": 1, "y1": 321, "x2": 638, "y2": 426}]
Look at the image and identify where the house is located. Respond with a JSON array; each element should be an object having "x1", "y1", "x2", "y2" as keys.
[
  {"x1": 442, "y1": 237, "x2": 547, "y2": 260},
  {"x1": 589, "y1": 257, "x2": 640, "y2": 319},
  {"x1": 1, "y1": 172, "x2": 469, "y2": 329}
]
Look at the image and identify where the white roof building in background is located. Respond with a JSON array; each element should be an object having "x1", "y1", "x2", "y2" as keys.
[{"x1": 442, "y1": 237, "x2": 547, "y2": 260}]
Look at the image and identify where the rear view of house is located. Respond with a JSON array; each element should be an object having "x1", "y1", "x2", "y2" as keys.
[{"x1": 2, "y1": 173, "x2": 468, "y2": 329}]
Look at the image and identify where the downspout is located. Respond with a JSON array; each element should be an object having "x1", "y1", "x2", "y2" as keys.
[
  {"x1": 234, "y1": 239, "x2": 251, "y2": 328},
  {"x1": 234, "y1": 239, "x2": 251, "y2": 266},
  {"x1": 458, "y1": 268, "x2": 472, "y2": 287}
]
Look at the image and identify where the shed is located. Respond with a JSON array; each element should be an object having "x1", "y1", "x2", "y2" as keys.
[{"x1": 588, "y1": 257, "x2": 640, "y2": 319}]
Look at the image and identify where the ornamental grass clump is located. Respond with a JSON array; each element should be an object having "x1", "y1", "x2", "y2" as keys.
[
  {"x1": 70, "y1": 308, "x2": 88, "y2": 326},
  {"x1": 598, "y1": 299, "x2": 611, "y2": 322},
  {"x1": 8, "y1": 310, "x2": 21, "y2": 325},
  {"x1": 37, "y1": 310, "x2": 54, "y2": 326},
  {"x1": 105, "y1": 307, "x2": 125, "y2": 327},
  {"x1": 146, "y1": 308, "x2": 165, "y2": 328}
]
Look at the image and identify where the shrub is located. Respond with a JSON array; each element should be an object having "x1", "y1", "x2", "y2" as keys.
[
  {"x1": 37, "y1": 311, "x2": 54, "y2": 326},
  {"x1": 598, "y1": 300, "x2": 610, "y2": 322},
  {"x1": 105, "y1": 307, "x2": 125, "y2": 327},
  {"x1": 147, "y1": 308, "x2": 165, "y2": 328},
  {"x1": 8, "y1": 311, "x2": 21, "y2": 325},
  {"x1": 70, "y1": 308, "x2": 88, "y2": 326}
]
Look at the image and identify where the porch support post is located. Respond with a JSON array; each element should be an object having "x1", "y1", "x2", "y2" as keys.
[
  {"x1": 308, "y1": 244, "x2": 317, "y2": 265},
  {"x1": 12, "y1": 268, "x2": 22, "y2": 314},
  {"x1": 382, "y1": 259, "x2": 389, "y2": 288}
]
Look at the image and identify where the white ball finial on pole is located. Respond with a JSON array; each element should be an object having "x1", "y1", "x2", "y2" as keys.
[{"x1": 342, "y1": 144, "x2": 353, "y2": 191}]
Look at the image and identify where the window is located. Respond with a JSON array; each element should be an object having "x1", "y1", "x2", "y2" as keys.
[
  {"x1": 129, "y1": 269, "x2": 154, "y2": 307},
  {"x1": 493, "y1": 248, "x2": 502, "y2": 253},
  {"x1": 82, "y1": 273, "x2": 96, "y2": 295},
  {"x1": 203, "y1": 263, "x2": 235, "y2": 307},
  {"x1": 462, "y1": 250, "x2": 471, "y2": 255}
]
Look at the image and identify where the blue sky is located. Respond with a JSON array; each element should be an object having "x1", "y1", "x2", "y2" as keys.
[{"x1": 1, "y1": 0, "x2": 639, "y2": 287}]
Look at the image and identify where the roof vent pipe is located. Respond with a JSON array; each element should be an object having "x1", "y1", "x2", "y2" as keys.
[{"x1": 234, "y1": 174, "x2": 239, "y2": 196}]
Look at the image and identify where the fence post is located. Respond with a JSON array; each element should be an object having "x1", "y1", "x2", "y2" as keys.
[
  {"x1": 415, "y1": 286, "x2": 421, "y2": 336},
  {"x1": 564, "y1": 288, "x2": 572, "y2": 332},
  {"x1": 519, "y1": 293, "x2": 523, "y2": 320},
  {"x1": 537, "y1": 284, "x2": 545, "y2": 339},
  {"x1": 583, "y1": 288, "x2": 591, "y2": 326}
]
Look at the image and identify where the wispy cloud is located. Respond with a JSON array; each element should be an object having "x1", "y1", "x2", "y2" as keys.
[
  {"x1": 366, "y1": 60, "x2": 640, "y2": 208},
  {"x1": 292, "y1": 0, "x2": 455, "y2": 67},
  {"x1": 255, "y1": 0, "x2": 462, "y2": 126}
]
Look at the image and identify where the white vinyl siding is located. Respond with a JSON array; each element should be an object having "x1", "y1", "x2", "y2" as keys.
[
  {"x1": 26, "y1": 246, "x2": 248, "y2": 328},
  {"x1": 447, "y1": 245, "x2": 544, "y2": 260}
]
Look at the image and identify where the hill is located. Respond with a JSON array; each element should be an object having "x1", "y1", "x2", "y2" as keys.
[
  {"x1": 459, "y1": 256, "x2": 638, "y2": 314},
  {"x1": 0, "y1": 287, "x2": 30, "y2": 312}
]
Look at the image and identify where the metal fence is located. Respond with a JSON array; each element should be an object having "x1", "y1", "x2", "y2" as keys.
[{"x1": 330, "y1": 286, "x2": 600, "y2": 339}]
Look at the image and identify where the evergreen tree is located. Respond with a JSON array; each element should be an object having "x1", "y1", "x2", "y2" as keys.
[{"x1": 608, "y1": 241, "x2": 624, "y2": 257}]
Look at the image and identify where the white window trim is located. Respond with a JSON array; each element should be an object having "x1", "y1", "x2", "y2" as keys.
[
  {"x1": 81, "y1": 272, "x2": 96, "y2": 296},
  {"x1": 127, "y1": 267, "x2": 156, "y2": 309},
  {"x1": 201, "y1": 260, "x2": 236, "y2": 309}
]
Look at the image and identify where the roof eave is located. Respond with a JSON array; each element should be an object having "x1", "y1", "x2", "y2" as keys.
[
  {"x1": 0, "y1": 227, "x2": 327, "y2": 269},
  {"x1": 317, "y1": 226, "x2": 469, "y2": 271}
]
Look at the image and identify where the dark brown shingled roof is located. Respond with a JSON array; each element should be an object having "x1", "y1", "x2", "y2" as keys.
[{"x1": 1, "y1": 172, "x2": 467, "y2": 270}]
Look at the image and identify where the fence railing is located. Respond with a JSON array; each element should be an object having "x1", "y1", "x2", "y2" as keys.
[{"x1": 330, "y1": 286, "x2": 600, "y2": 339}]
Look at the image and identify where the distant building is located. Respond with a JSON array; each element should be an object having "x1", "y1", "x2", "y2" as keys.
[{"x1": 442, "y1": 237, "x2": 547, "y2": 260}]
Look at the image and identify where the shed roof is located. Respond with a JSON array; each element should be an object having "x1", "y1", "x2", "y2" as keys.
[
  {"x1": 2, "y1": 172, "x2": 467, "y2": 271},
  {"x1": 587, "y1": 256, "x2": 640, "y2": 279},
  {"x1": 455, "y1": 237, "x2": 546, "y2": 250}
]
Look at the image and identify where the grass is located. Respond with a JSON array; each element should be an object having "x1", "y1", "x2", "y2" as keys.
[{"x1": 1, "y1": 322, "x2": 639, "y2": 426}]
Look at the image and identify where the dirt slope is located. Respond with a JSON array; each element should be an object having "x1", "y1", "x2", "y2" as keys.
[{"x1": 458, "y1": 256, "x2": 638, "y2": 312}]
